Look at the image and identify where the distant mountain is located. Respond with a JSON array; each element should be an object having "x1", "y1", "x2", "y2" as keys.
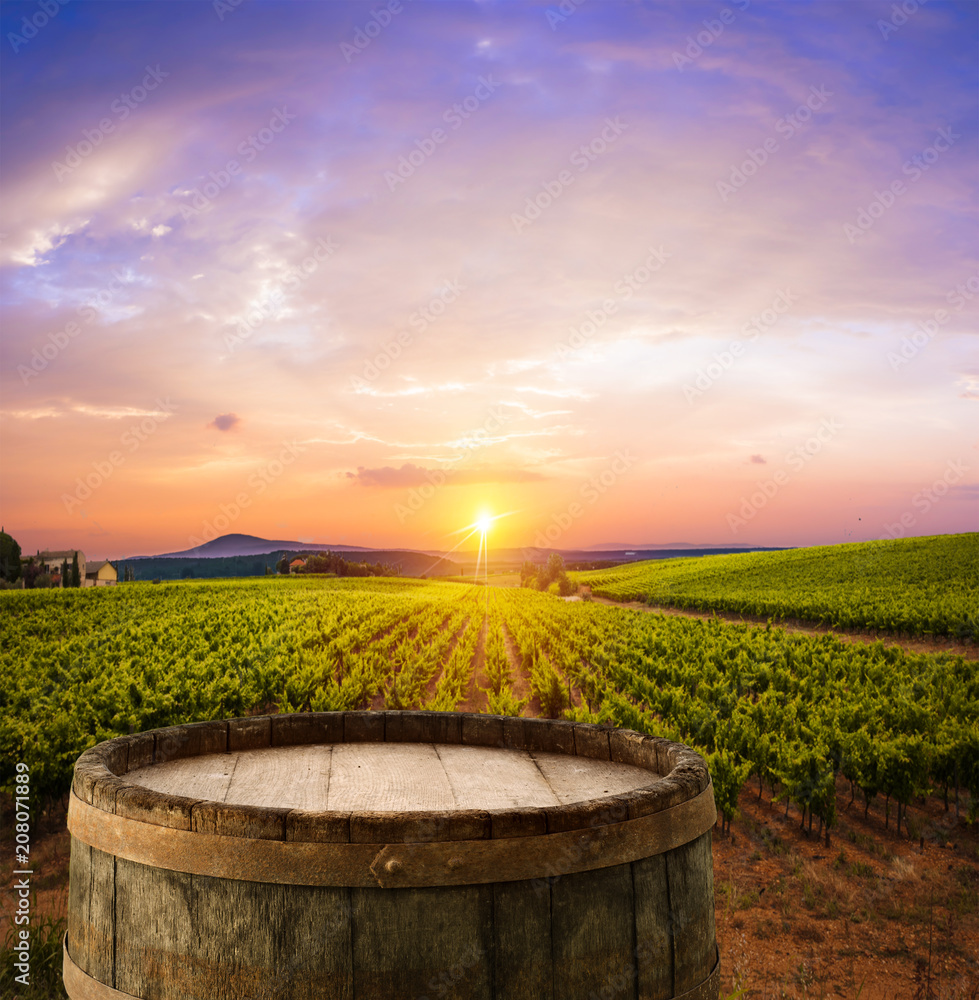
[
  {"x1": 124, "y1": 534, "x2": 461, "y2": 580},
  {"x1": 131, "y1": 533, "x2": 377, "y2": 560},
  {"x1": 126, "y1": 533, "x2": 787, "y2": 577}
]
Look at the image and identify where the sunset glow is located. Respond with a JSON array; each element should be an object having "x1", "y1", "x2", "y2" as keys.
[{"x1": 1, "y1": 1, "x2": 976, "y2": 559}]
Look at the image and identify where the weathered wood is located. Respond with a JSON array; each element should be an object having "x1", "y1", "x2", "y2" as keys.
[
  {"x1": 191, "y1": 800, "x2": 287, "y2": 840},
  {"x1": 225, "y1": 745, "x2": 333, "y2": 811},
  {"x1": 355, "y1": 807, "x2": 490, "y2": 847},
  {"x1": 271, "y1": 711, "x2": 343, "y2": 747},
  {"x1": 436, "y1": 744, "x2": 560, "y2": 810},
  {"x1": 633, "y1": 852, "x2": 674, "y2": 1000},
  {"x1": 115, "y1": 858, "x2": 353, "y2": 1000},
  {"x1": 532, "y1": 749, "x2": 653, "y2": 805},
  {"x1": 114, "y1": 857, "x2": 194, "y2": 998},
  {"x1": 384, "y1": 709, "x2": 463, "y2": 744},
  {"x1": 72, "y1": 743, "x2": 123, "y2": 806},
  {"x1": 351, "y1": 885, "x2": 493, "y2": 1000},
  {"x1": 189, "y1": 876, "x2": 352, "y2": 1000},
  {"x1": 328, "y1": 741, "x2": 455, "y2": 811},
  {"x1": 66, "y1": 714, "x2": 719, "y2": 1000},
  {"x1": 342, "y1": 711, "x2": 384, "y2": 742},
  {"x1": 667, "y1": 832, "x2": 716, "y2": 994},
  {"x1": 504, "y1": 716, "x2": 575, "y2": 755},
  {"x1": 67, "y1": 841, "x2": 115, "y2": 985},
  {"x1": 70, "y1": 786, "x2": 715, "y2": 889},
  {"x1": 462, "y1": 713, "x2": 504, "y2": 747},
  {"x1": 125, "y1": 744, "x2": 656, "y2": 814},
  {"x1": 572, "y1": 722, "x2": 611, "y2": 760},
  {"x1": 128, "y1": 754, "x2": 236, "y2": 804},
  {"x1": 228, "y1": 715, "x2": 271, "y2": 751},
  {"x1": 488, "y1": 806, "x2": 547, "y2": 839},
  {"x1": 155, "y1": 720, "x2": 228, "y2": 763},
  {"x1": 551, "y1": 863, "x2": 638, "y2": 1000},
  {"x1": 113, "y1": 783, "x2": 197, "y2": 830},
  {"x1": 609, "y1": 727, "x2": 647, "y2": 767},
  {"x1": 493, "y1": 877, "x2": 553, "y2": 1000},
  {"x1": 66, "y1": 840, "x2": 91, "y2": 975},
  {"x1": 126, "y1": 733, "x2": 155, "y2": 772},
  {"x1": 287, "y1": 808, "x2": 350, "y2": 844}
]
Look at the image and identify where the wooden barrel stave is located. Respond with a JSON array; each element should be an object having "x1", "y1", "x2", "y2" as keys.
[
  {"x1": 668, "y1": 834, "x2": 718, "y2": 994},
  {"x1": 66, "y1": 711, "x2": 719, "y2": 1000},
  {"x1": 68, "y1": 850, "x2": 715, "y2": 1000}
]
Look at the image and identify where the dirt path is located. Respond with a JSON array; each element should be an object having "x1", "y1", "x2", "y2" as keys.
[
  {"x1": 423, "y1": 614, "x2": 474, "y2": 707},
  {"x1": 581, "y1": 588, "x2": 979, "y2": 660},
  {"x1": 500, "y1": 620, "x2": 537, "y2": 712}
]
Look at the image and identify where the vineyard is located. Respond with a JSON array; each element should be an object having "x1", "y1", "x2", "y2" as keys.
[
  {"x1": 575, "y1": 533, "x2": 979, "y2": 639},
  {"x1": 2, "y1": 575, "x2": 977, "y2": 843}
]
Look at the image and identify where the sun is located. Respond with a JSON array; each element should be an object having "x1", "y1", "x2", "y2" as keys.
[{"x1": 476, "y1": 513, "x2": 493, "y2": 535}]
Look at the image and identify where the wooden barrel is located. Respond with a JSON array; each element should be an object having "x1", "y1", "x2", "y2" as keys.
[{"x1": 65, "y1": 712, "x2": 719, "y2": 1000}]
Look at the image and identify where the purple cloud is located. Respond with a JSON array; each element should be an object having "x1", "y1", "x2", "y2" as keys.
[{"x1": 209, "y1": 413, "x2": 241, "y2": 432}]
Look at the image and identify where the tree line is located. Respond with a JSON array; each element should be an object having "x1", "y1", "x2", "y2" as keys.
[{"x1": 277, "y1": 551, "x2": 401, "y2": 578}]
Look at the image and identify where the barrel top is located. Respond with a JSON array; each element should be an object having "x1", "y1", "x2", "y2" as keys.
[
  {"x1": 126, "y1": 742, "x2": 659, "y2": 812},
  {"x1": 71, "y1": 712, "x2": 712, "y2": 844}
]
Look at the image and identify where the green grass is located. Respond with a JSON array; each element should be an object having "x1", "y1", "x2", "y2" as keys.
[
  {"x1": 574, "y1": 533, "x2": 978, "y2": 638},
  {"x1": 1, "y1": 911, "x2": 67, "y2": 1000}
]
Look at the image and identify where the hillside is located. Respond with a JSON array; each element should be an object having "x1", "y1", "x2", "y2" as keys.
[
  {"x1": 132, "y1": 533, "x2": 377, "y2": 559},
  {"x1": 575, "y1": 533, "x2": 979, "y2": 639}
]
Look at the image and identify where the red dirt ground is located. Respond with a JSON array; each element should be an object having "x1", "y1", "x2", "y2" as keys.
[{"x1": 712, "y1": 778, "x2": 978, "y2": 999}]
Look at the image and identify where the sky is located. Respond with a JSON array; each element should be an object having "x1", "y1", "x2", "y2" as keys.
[{"x1": 0, "y1": 0, "x2": 976, "y2": 560}]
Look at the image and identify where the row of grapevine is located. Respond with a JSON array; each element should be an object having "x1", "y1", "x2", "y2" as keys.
[
  {"x1": 576, "y1": 533, "x2": 979, "y2": 639},
  {"x1": 480, "y1": 604, "x2": 528, "y2": 716},
  {"x1": 2, "y1": 577, "x2": 976, "y2": 843},
  {"x1": 490, "y1": 588, "x2": 979, "y2": 840},
  {"x1": 0, "y1": 578, "x2": 475, "y2": 799}
]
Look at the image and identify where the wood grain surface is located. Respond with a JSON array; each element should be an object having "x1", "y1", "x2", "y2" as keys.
[{"x1": 126, "y1": 742, "x2": 658, "y2": 812}]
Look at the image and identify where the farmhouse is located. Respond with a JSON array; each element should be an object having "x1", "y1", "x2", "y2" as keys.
[
  {"x1": 289, "y1": 557, "x2": 306, "y2": 573},
  {"x1": 85, "y1": 559, "x2": 118, "y2": 586},
  {"x1": 36, "y1": 549, "x2": 86, "y2": 581}
]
